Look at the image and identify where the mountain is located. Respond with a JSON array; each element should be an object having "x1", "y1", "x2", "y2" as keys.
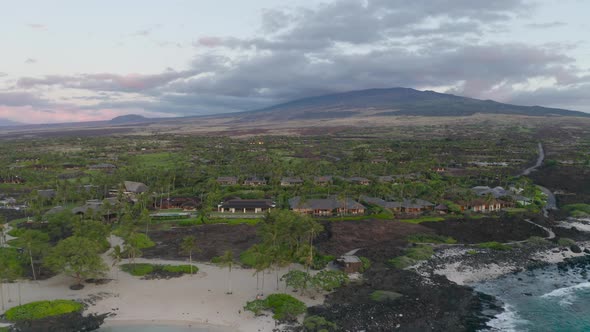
[
  {"x1": 109, "y1": 114, "x2": 151, "y2": 124},
  {"x1": 237, "y1": 87, "x2": 588, "y2": 121},
  {"x1": 0, "y1": 118, "x2": 23, "y2": 127}
]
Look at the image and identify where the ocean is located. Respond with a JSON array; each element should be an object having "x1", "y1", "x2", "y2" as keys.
[{"x1": 475, "y1": 259, "x2": 590, "y2": 332}]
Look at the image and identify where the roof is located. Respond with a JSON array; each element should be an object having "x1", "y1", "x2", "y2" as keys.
[
  {"x1": 361, "y1": 196, "x2": 433, "y2": 209},
  {"x1": 220, "y1": 199, "x2": 275, "y2": 209},
  {"x1": 72, "y1": 198, "x2": 119, "y2": 215},
  {"x1": 124, "y1": 181, "x2": 149, "y2": 193},
  {"x1": 289, "y1": 196, "x2": 365, "y2": 211},
  {"x1": 314, "y1": 176, "x2": 333, "y2": 182},
  {"x1": 337, "y1": 255, "x2": 362, "y2": 264},
  {"x1": 37, "y1": 189, "x2": 56, "y2": 198}
]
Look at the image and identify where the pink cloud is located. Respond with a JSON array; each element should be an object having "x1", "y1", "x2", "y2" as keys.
[
  {"x1": 196, "y1": 36, "x2": 223, "y2": 48},
  {"x1": 0, "y1": 106, "x2": 173, "y2": 125}
]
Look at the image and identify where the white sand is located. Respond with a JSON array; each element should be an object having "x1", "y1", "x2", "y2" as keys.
[{"x1": 0, "y1": 236, "x2": 324, "y2": 332}]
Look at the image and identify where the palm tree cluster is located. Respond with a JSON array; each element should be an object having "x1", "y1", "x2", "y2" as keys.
[{"x1": 251, "y1": 210, "x2": 324, "y2": 292}]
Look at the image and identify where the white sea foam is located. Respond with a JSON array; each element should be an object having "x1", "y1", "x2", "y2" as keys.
[
  {"x1": 541, "y1": 281, "x2": 590, "y2": 306},
  {"x1": 484, "y1": 303, "x2": 529, "y2": 332}
]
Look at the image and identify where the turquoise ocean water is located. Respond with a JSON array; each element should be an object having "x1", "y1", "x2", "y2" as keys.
[{"x1": 475, "y1": 262, "x2": 590, "y2": 332}]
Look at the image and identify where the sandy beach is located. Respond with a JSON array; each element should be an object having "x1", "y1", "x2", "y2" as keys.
[{"x1": 0, "y1": 237, "x2": 324, "y2": 332}]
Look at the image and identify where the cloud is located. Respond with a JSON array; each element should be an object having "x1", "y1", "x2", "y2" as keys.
[
  {"x1": 4, "y1": 0, "x2": 590, "y2": 121},
  {"x1": 25, "y1": 58, "x2": 37, "y2": 64},
  {"x1": 526, "y1": 21, "x2": 567, "y2": 29},
  {"x1": 506, "y1": 83, "x2": 590, "y2": 111},
  {"x1": 27, "y1": 23, "x2": 46, "y2": 30},
  {"x1": 0, "y1": 91, "x2": 49, "y2": 107},
  {"x1": 17, "y1": 69, "x2": 199, "y2": 93}
]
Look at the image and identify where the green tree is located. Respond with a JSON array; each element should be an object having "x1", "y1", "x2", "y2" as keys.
[
  {"x1": 281, "y1": 270, "x2": 311, "y2": 295},
  {"x1": 109, "y1": 245, "x2": 123, "y2": 280},
  {"x1": 124, "y1": 232, "x2": 155, "y2": 266},
  {"x1": 218, "y1": 250, "x2": 234, "y2": 294},
  {"x1": 10, "y1": 230, "x2": 50, "y2": 281},
  {"x1": 0, "y1": 249, "x2": 24, "y2": 310},
  {"x1": 44, "y1": 236, "x2": 108, "y2": 286},
  {"x1": 180, "y1": 236, "x2": 199, "y2": 275}
]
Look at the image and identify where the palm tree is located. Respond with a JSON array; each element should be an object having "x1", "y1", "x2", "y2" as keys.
[
  {"x1": 250, "y1": 244, "x2": 270, "y2": 292},
  {"x1": 109, "y1": 245, "x2": 123, "y2": 280},
  {"x1": 218, "y1": 250, "x2": 234, "y2": 294},
  {"x1": 180, "y1": 236, "x2": 199, "y2": 276}
]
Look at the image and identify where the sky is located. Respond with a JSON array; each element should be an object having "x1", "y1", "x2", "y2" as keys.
[{"x1": 1, "y1": 0, "x2": 590, "y2": 124}]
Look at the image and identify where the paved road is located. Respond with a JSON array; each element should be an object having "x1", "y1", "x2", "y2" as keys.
[
  {"x1": 522, "y1": 142, "x2": 544, "y2": 176},
  {"x1": 520, "y1": 142, "x2": 557, "y2": 216}
]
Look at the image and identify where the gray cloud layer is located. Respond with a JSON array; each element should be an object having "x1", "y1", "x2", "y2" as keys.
[{"x1": 10, "y1": 0, "x2": 590, "y2": 116}]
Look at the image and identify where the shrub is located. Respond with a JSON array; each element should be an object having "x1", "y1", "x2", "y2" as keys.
[
  {"x1": 370, "y1": 290, "x2": 403, "y2": 302},
  {"x1": 4, "y1": 300, "x2": 83, "y2": 321},
  {"x1": 311, "y1": 270, "x2": 349, "y2": 291},
  {"x1": 177, "y1": 219, "x2": 200, "y2": 226},
  {"x1": 303, "y1": 315, "x2": 338, "y2": 332},
  {"x1": 239, "y1": 249, "x2": 257, "y2": 268},
  {"x1": 466, "y1": 250, "x2": 478, "y2": 255},
  {"x1": 477, "y1": 242, "x2": 511, "y2": 251},
  {"x1": 557, "y1": 238, "x2": 576, "y2": 247},
  {"x1": 388, "y1": 256, "x2": 417, "y2": 269},
  {"x1": 121, "y1": 263, "x2": 154, "y2": 276},
  {"x1": 162, "y1": 265, "x2": 199, "y2": 274},
  {"x1": 359, "y1": 256, "x2": 371, "y2": 272},
  {"x1": 120, "y1": 263, "x2": 198, "y2": 276},
  {"x1": 244, "y1": 294, "x2": 306, "y2": 322},
  {"x1": 311, "y1": 254, "x2": 335, "y2": 270},
  {"x1": 210, "y1": 256, "x2": 222, "y2": 264},
  {"x1": 407, "y1": 233, "x2": 457, "y2": 244},
  {"x1": 405, "y1": 245, "x2": 434, "y2": 260},
  {"x1": 528, "y1": 236, "x2": 551, "y2": 246},
  {"x1": 563, "y1": 204, "x2": 590, "y2": 217}
]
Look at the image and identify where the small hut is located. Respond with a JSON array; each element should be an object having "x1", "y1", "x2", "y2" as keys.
[{"x1": 336, "y1": 255, "x2": 363, "y2": 274}]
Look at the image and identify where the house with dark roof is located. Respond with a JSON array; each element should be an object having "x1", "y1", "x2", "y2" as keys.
[
  {"x1": 159, "y1": 197, "x2": 201, "y2": 210},
  {"x1": 217, "y1": 176, "x2": 238, "y2": 186},
  {"x1": 348, "y1": 177, "x2": 371, "y2": 186},
  {"x1": 37, "y1": 189, "x2": 56, "y2": 200},
  {"x1": 472, "y1": 186, "x2": 532, "y2": 206},
  {"x1": 289, "y1": 196, "x2": 366, "y2": 216},
  {"x1": 314, "y1": 176, "x2": 333, "y2": 186},
  {"x1": 72, "y1": 197, "x2": 119, "y2": 220},
  {"x1": 243, "y1": 177, "x2": 267, "y2": 186},
  {"x1": 89, "y1": 163, "x2": 117, "y2": 170},
  {"x1": 377, "y1": 176, "x2": 395, "y2": 183},
  {"x1": 456, "y1": 199, "x2": 509, "y2": 213},
  {"x1": 217, "y1": 199, "x2": 275, "y2": 214},
  {"x1": 361, "y1": 196, "x2": 434, "y2": 214},
  {"x1": 281, "y1": 177, "x2": 304, "y2": 186},
  {"x1": 124, "y1": 181, "x2": 149, "y2": 194}
]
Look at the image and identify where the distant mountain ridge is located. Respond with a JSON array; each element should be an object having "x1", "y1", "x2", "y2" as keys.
[
  {"x1": 109, "y1": 114, "x2": 150, "y2": 124},
  {"x1": 0, "y1": 118, "x2": 23, "y2": 127},
  {"x1": 237, "y1": 87, "x2": 587, "y2": 121}
]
